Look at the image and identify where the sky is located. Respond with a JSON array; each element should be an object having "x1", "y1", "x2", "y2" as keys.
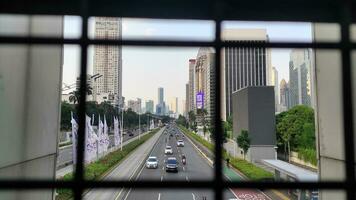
[{"x1": 63, "y1": 16, "x2": 312, "y2": 114}]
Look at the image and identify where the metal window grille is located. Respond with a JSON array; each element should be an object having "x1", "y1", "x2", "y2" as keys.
[{"x1": 0, "y1": 0, "x2": 355, "y2": 200}]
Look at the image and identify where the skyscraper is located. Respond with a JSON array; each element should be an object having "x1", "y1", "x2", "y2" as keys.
[
  {"x1": 221, "y1": 29, "x2": 271, "y2": 120},
  {"x1": 127, "y1": 98, "x2": 141, "y2": 113},
  {"x1": 156, "y1": 87, "x2": 166, "y2": 115},
  {"x1": 93, "y1": 17, "x2": 122, "y2": 106},
  {"x1": 158, "y1": 87, "x2": 164, "y2": 104},
  {"x1": 289, "y1": 49, "x2": 313, "y2": 108},
  {"x1": 194, "y1": 47, "x2": 215, "y2": 122},
  {"x1": 280, "y1": 79, "x2": 290, "y2": 111},
  {"x1": 145, "y1": 100, "x2": 154, "y2": 114},
  {"x1": 188, "y1": 59, "x2": 196, "y2": 113},
  {"x1": 271, "y1": 67, "x2": 279, "y2": 111},
  {"x1": 185, "y1": 83, "x2": 189, "y2": 117}
]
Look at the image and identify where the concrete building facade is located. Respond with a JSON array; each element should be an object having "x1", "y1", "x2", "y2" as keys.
[
  {"x1": 194, "y1": 48, "x2": 215, "y2": 122},
  {"x1": 221, "y1": 29, "x2": 271, "y2": 120},
  {"x1": 145, "y1": 100, "x2": 154, "y2": 114},
  {"x1": 93, "y1": 17, "x2": 122, "y2": 106},
  {"x1": 279, "y1": 79, "x2": 291, "y2": 112},
  {"x1": 232, "y1": 86, "x2": 276, "y2": 163},
  {"x1": 271, "y1": 67, "x2": 279, "y2": 112},
  {"x1": 188, "y1": 59, "x2": 196, "y2": 113},
  {"x1": 0, "y1": 15, "x2": 63, "y2": 200},
  {"x1": 289, "y1": 49, "x2": 313, "y2": 108}
]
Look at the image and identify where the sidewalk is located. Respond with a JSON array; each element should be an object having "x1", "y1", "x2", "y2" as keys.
[
  {"x1": 180, "y1": 127, "x2": 289, "y2": 200},
  {"x1": 56, "y1": 129, "x2": 157, "y2": 179}
]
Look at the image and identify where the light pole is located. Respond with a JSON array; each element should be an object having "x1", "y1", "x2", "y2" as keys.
[{"x1": 138, "y1": 111, "x2": 141, "y2": 140}]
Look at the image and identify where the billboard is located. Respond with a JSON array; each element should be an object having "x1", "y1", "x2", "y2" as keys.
[{"x1": 196, "y1": 92, "x2": 204, "y2": 109}]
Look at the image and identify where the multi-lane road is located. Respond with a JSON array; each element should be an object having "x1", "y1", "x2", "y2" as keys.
[{"x1": 79, "y1": 125, "x2": 272, "y2": 200}]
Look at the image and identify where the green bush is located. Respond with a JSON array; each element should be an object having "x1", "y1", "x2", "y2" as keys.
[
  {"x1": 228, "y1": 157, "x2": 273, "y2": 180},
  {"x1": 56, "y1": 128, "x2": 159, "y2": 200},
  {"x1": 297, "y1": 148, "x2": 317, "y2": 166},
  {"x1": 178, "y1": 125, "x2": 273, "y2": 181}
]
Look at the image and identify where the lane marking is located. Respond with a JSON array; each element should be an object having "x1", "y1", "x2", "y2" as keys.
[
  {"x1": 185, "y1": 176, "x2": 189, "y2": 182},
  {"x1": 183, "y1": 166, "x2": 185, "y2": 171},
  {"x1": 161, "y1": 176, "x2": 163, "y2": 182},
  {"x1": 192, "y1": 193, "x2": 196, "y2": 200},
  {"x1": 158, "y1": 193, "x2": 161, "y2": 200},
  {"x1": 122, "y1": 188, "x2": 132, "y2": 200},
  {"x1": 114, "y1": 128, "x2": 165, "y2": 200}
]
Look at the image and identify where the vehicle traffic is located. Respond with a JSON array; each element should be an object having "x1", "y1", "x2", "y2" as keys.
[
  {"x1": 146, "y1": 156, "x2": 158, "y2": 169},
  {"x1": 177, "y1": 140, "x2": 184, "y2": 147},
  {"x1": 165, "y1": 157, "x2": 178, "y2": 172},
  {"x1": 164, "y1": 146, "x2": 173, "y2": 154}
]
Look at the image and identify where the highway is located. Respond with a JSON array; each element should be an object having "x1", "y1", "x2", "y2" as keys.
[
  {"x1": 122, "y1": 126, "x2": 237, "y2": 200},
  {"x1": 79, "y1": 125, "x2": 272, "y2": 200},
  {"x1": 57, "y1": 128, "x2": 146, "y2": 169}
]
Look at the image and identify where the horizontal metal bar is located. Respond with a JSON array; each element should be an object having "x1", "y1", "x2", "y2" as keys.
[
  {"x1": 0, "y1": 180, "x2": 348, "y2": 190},
  {"x1": 0, "y1": 36, "x2": 349, "y2": 49},
  {"x1": 0, "y1": 0, "x2": 352, "y2": 23}
]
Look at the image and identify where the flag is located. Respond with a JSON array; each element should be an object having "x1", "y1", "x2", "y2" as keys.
[
  {"x1": 71, "y1": 112, "x2": 78, "y2": 164},
  {"x1": 114, "y1": 116, "x2": 120, "y2": 146},
  {"x1": 97, "y1": 115, "x2": 104, "y2": 155},
  {"x1": 103, "y1": 115, "x2": 110, "y2": 151}
]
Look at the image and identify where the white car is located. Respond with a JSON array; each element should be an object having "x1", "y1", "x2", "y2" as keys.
[
  {"x1": 146, "y1": 156, "x2": 158, "y2": 169},
  {"x1": 177, "y1": 140, "x2": 184, "y2": 147},
  {"x1": 165, "y1": 146, "x2": 173, "y2": 154}
]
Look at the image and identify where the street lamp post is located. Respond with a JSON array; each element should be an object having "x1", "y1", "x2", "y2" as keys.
[{"x1": 138, "y1": 112, "x2": 141, "y2": 140}]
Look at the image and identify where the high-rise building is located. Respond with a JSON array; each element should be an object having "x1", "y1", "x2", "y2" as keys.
[
  {"x1": 194, "y1": 47, "x2": 215, "y2": 122},
  {"x1": 158, "y1": 87, "x2": 164, "y2": 104},
  {"x1": 145, "y1": 100, "x2": 154, "y2": 114},
  {"x1": 221, "y1": 29, "x2": 271, "y2": 120},
  {"x1": 289, "y1": 49, "x2": 313, "y2": 108},
  {"x1": 185, "y1": 83, "x2": 189, "y2": 116},
  {"x1": 127, "y1": 98, "x2": 141, "y2": 113},
  {"x1": 156, "y1": 87, "x2": 166, "y2": 115},
  {"x1": 271, "y1": 67, "x2": 279, "y2": 111},
  {"x1": 93, "y1": 17, "x2": 122, "y2": 106},
  {"x1": 280, "y1": 79, "x2": 290, "y2": 111},
  {"x1": 170, "y1": 97, "x2": 178, "y2": 114},
  {"x1": 188, "y1": 59, "x2": 196, "y2": 113}
]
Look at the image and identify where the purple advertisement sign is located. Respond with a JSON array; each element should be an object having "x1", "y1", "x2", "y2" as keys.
[{"x1": 196, "y1": 92, "x2": 204, "y2": 109}]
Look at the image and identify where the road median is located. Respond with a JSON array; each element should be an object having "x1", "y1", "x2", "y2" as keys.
[
  {"x1": 56, "y1": 128, "x2": 160, "y2": 200},
  {"x1": 178, "y1": 125, "x2": 273, "y2": 181}
]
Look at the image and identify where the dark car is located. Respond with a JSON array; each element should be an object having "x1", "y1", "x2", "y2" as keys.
[
  {"x1": 128, "y1": 131, "x2": 134, "y2": 137},
  {"x1": 165, "y1": 157, "x2": 178, "y2": 173}
]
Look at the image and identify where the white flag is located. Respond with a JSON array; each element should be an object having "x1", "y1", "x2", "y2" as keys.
[
  {"x1": 85, "y1": 115, "x2": 94, "y2": 163},
  {"x1": 97, "y1": 115, "x2": 105, "y2": 155},
  {"x1": 114, "y1": 116, "x2": 120, "y2": 146},
  {"x1": 103, "y1": 115, "x2": 110, "y2": 151},
  {"x1": 71, "y1": 112, "x2": 78, "y2": 164}
]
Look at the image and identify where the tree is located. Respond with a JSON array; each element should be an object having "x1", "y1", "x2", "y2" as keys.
[
  {"x1": 188, "y1": 111, "x2": 196, "y2": 131},
  {"x1": 237, "y1": 130, "x2": 250, "y2": 160},
  {"x1": 68, "y1": 84, "x2": 93, "y2": 104},
  {"x1": 197, "y1": 108, "x2": 208, "y2": 136},
  {"x1": 60, "y1": 101, "x2": 75, "y2": 130},
  {"x1": 276, "y1": 105, "x2": 315, "y2": 162},
  {"x1": 176, "y1": 115, "x2": 188, "y2": 127}
]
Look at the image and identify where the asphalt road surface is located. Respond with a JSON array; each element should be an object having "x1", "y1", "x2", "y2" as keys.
[
  {"x1": 123, "y1": 126, "x2": 238, "y2": 200},
  {"x1": 57, "y1": 128, "x2": 146, "y2": 169}
]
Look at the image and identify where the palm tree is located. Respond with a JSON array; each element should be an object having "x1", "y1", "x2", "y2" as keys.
[{"x1": 68, "y1": 84, "x2": 93, "y2": 104}]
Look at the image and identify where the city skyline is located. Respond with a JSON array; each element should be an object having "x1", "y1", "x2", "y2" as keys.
[{"x1": 63, "y1": 17, "x2": 312, "y2": 115}]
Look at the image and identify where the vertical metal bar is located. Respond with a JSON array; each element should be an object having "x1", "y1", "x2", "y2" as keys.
[
  {"x1": 74, "y1": 0, "x2": 89, "y2": 199},
  {"x1": 340, "y1": 4, "x2": 356, "y2": 200},
  {"x1": 214, "y1": 18, "x2": 223, "y2": 200}
]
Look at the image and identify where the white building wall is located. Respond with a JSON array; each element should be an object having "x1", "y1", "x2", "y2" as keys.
[
  {"x1": 313, "y1": 23, "x2": 355, "y2": 200},
  {"x1": 0, "y1": 15, "x2": 63, "y2": 200}
]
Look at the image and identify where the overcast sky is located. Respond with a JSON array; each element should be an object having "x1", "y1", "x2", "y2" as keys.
[{"x1": 62, "y1": 17, "x2": 312, "y2": 114}]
